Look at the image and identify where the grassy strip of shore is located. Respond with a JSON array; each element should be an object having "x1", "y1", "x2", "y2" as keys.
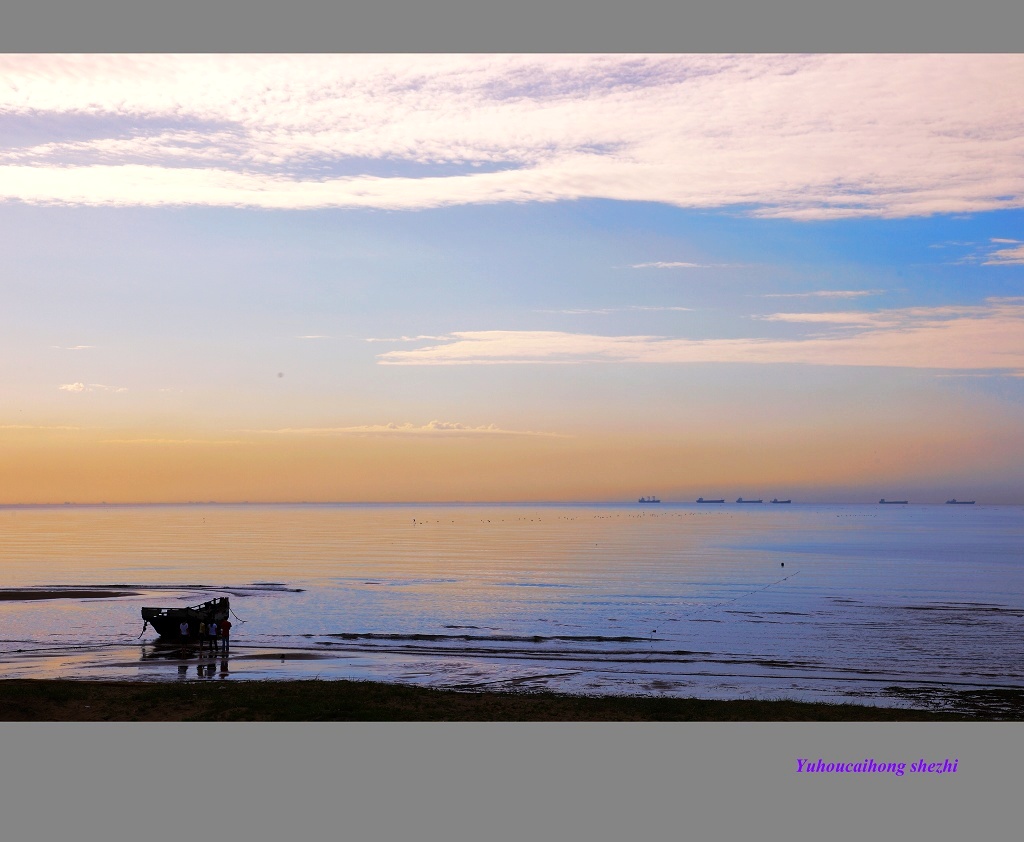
[{"x1": 0, "y1": 678, "x2": 993, "y2": 721}]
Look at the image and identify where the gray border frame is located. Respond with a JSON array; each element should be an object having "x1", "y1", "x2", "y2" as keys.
[
  {"x1": 3, "y1": 0, "x2": 1024, "y2": 52},
  {"x1": 2, "y1": 1, "x2": 1020, "y2": 837}
]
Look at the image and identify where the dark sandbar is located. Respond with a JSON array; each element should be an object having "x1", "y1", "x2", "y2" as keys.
[{"x1": 0, "y1": 589, "x2": 141, "y2": 601}]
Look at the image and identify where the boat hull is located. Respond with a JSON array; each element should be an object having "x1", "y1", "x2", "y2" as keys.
[{"x1": 141, "y1": 596, "x2": 230, "y2": 639}]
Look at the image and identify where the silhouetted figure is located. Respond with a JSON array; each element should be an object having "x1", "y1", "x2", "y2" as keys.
[
  {"x1": 220, "y1": 618, "x2": 232, "y2": 652},
  {"x1": 198, "y1": 621, "x2": 208, "y2": 653},
  {"x1": 208, "y1": 620, "x2": 219, "y2": 653}
]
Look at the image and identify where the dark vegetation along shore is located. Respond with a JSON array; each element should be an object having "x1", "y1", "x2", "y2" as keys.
[{"x1": 5, "y1": 679, "x2": 1021, "y2": 721}]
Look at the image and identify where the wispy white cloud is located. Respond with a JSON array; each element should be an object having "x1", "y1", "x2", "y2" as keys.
[
  {"x1": 51, "y1": 344, "x2": 96, "y2": 350},
  {"x1": 99, "y1": 438, "x2": 243, "y2": 445},
  {"x1": 983, "y1": 243, "x2": 1024, "y2": 265},
  {"x1": 536, "y1": 305, "x2": 693, "y2": 314},
  {"x1": 376, "y1": 299, "x2": 1024, "y2": 371},
  {"x1": 762, "y1": 290, "x2": 886, "y2": 299},
  {"x1": 364, "y1": 335, "x2": 450, "y2": 343},
  {"x1": 946, "y1": 238, "x2": 1024, "y2": 265},
  {"x1": 536, "y1": 308, "x2": 618, "y2": 315},
  {"x1": 631, "y1": 262, "x2": 711, "y2": 269},
  {"x1": 754, "y1": 312, "x2": 891, "y2": 326},
  {"x1": 58, "y1": 382, "x2": 128, "y2": 393},
  {"x1": 631, "y1": 262, "x2": 748, "y2": 270},
  {"x1": 1, "y1": 55, "x2": 1022, "y2": 219},
  {"x1": 296, "y1": 334, "x2": 330, "y2": 339},
  {"x1": 245, "y1": 421, "x2": 568, "y2": 438},
  {"x1": 0, "y1": 424, "x2": 83, "y2": 430}
]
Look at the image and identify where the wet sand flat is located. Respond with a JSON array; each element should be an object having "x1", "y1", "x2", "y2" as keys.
[
  {"x1": 0, "y1": 678, "x2": 978, "y2": 721},
  {"x1": 4, "y1": 641, "x2": 1023, "y2": 717}
]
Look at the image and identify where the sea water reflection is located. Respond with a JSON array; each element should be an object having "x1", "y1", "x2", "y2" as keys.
[{"x1": 1, "y1": 503, "x2": 1022, "y2": 709}]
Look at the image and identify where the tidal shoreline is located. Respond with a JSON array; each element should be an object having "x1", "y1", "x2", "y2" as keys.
[{"x1": 4, "y1": 678, "x2": 1016, "y2": 721}]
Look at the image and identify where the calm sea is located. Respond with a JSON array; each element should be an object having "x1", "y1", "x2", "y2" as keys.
[{"x1": 2, "y1": 502, "x2": 1022, "y2": 709}]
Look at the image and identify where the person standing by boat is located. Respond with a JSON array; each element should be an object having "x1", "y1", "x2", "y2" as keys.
[
  {"x1": 220, "y1": 618, "x2": 232, "y2": 652},
  {"x1": 208, "y1": 619, "x2": 219, "y2": 653},
  {"x1": 198, "y1": 621, "x2": 208, "y2": 654},
  {"x1": 179, "y1": 620, "x2": 190, "y2": 646}
]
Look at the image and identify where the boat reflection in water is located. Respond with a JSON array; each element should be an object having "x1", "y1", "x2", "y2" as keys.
[
  {"x1": 141, "y1": 644, "x2": 231, "y2": 679},
  {"x1": 190, "y1": 660, "x2": 229, "y2": 678},
  {"x1": 141, "y1": 643, "x2": 190, "y2": 661}
]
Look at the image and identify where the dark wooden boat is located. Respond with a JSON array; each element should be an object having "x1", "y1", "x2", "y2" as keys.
[{"x1": 141, "y1": 596, "x2": 230, "y2": 639}]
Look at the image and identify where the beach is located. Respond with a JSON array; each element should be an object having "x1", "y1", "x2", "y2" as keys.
[{"x1": 5, "y1": 634, "x2": 1024, "y2": 719}]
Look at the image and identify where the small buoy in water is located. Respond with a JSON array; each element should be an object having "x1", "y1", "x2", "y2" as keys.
[{"x1": 781, "y1": 562, "x2": 784, "y2": 567}]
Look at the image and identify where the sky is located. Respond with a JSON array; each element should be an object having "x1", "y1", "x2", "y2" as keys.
[{"x1": 2, "y1": 53, "x2": 1023, "y2": 504}]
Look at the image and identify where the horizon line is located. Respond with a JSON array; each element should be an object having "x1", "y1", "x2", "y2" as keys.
[{"x1": 0, "y1": 499, "x2": 1008, "y2": 508}]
